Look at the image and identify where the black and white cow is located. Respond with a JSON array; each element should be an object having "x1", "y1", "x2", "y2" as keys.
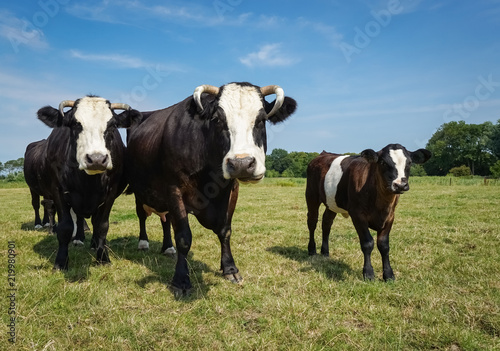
[
  {"x1": 36, "y1": 96, "x2": 141, "y2": 269},
  {"x1": 306, "y1": 144, "x2": 431, "y2": 281},
  {"x1": 126, "y1": 82, "x2": 297, "y2": 294}
]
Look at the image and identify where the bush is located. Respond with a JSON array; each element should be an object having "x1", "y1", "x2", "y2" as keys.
[
  {"x1": 265, "y1": 169, "x2": 280, "y2": 178},
  {"x1": 490, "y1": 160, "x2": 500, "y2": 178},
  {"x1": 448, "y1": 165, "x2": 471, "y2": 177},
  {"x1": 410, "y1": 164, "x2": 427, "y2": 176}
]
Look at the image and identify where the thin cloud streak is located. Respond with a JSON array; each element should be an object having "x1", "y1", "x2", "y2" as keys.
[{"x1": 240, "y1": 43, "x2": 299, "y2": 67}]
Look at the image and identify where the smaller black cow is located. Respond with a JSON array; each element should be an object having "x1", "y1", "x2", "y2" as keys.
[
  {"x1": 24, "y1": 140, "x2": 53, "y2": 230},
  {"x1": 306, "y1": 143, "x2": 431, "y2": 281},
  {"x1": 25, "y1": 141, "x2": 87, "y2": 241}
]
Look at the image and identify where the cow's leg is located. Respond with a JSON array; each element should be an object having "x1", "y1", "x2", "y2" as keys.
[
  {"x1": 54, "y1": 209, "x2": 74, "y2": 270},
  {"x1": 41, "y1": 198, "x2": 50, "y2": 227},
  {"x1": 135, "y1": 198, "x2": 150, "y2": 250},
  {"x1": 91, "y1": 203, "x2": 113, "y2": 264},
  {"x1": 160, "y1": 215, "x2": 176, "y2": 256},
  {"x1": 42, "y1": 199, "x2": 56, "y2": 234},
  {"x1": 215, "y1": 181, "x2": 241, "y2": 284},
  {"x1": 73, "y1": 215, "x2": 86, "y2": 246},
  {"x1": 352, "y1": 219, "x2": 375, "y2": 280},
  {"x1": 70, "y1": 209, "x2": 85, "y2": 246},
  {"x1": 168, "y1": 186, "x2": 192, "y2": 294},
  {"x1": 306, "y1": 194, "x2": 320, "y2": 256},
  {"x1": 321, "y1": 208, "x2": 336, "y2": 256},
  {"x1": 377, "y1": 220, "x2": 395, "y2": 281},
  {"x1": 31, "y1": 190, "x2": 43, "y2": 229}
]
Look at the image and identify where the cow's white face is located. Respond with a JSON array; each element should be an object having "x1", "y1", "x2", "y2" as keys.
[
  {"x1": 74, "y1": 97, "x2": 114, "y2": 175},
  {"x1": 388, "y1": 149, "x2": 408, "y2": 191},
  {"x1": 218, "y1": 84, "x2": 267, "y2": 181}
]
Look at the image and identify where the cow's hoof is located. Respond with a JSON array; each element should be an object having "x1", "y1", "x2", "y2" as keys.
[
  {"x1": 383, "y1": 272, "x2": 395, "y2": 282},
  {"x1": 52, "y1": 263, "x2": 68, "y2": 271},
  {"x1": 138, "y1": 240, "x2": 149, "y2": 251},
  {"x1": 170, "y1": 285, "x2": 192, "y2": 298},
  {"x1": 34, "y1": 224, "x2": 43, "y2": 230},
  {"x1": 73, "y1": 240, "x2": 84, "y2": 246},
  {"x1": 224, "y1": 272, "x2": 243, "y2": 284},
  {"x1": 96, "y1": 248, "x2": 110, "y2": 264},
  {"x1": 162, "y1": 246, "x2": 176, "y2": 257}
]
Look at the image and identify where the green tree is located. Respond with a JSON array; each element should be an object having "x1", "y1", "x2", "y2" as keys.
[
  {"x1": 266, "y1": 148, "x2": 290, "y2": 175},
  {"x1": 1, "y1": 158, "x2": 24, "y2": 178},
  {"x1": 425, "y1": 121, "x2": 497, "y2": 176},
  {"x1": 490, "y1": 160, "x2": 500, "y2": 178},
  {"x1": 490, "y1": 119, "x2": 500, "y2": 159}
]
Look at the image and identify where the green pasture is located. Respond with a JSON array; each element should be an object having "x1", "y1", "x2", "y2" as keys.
[{"x1": 1, "y1": 178, "x2": 499, "y2": 350}]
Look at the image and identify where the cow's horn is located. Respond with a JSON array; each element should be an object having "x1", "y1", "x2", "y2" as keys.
[
  {"x1": 58, "y1": 100, "x2": 75, "y2": 116},
  {"x1": 260, "y1": 85, "x2": 284, "y2": 117},
  {"x1": 193, "y1": 84, "x2": 220, "y2": 111},
  {"x1": 110, "y1": 103, "x2": 131, "y2": 111}
]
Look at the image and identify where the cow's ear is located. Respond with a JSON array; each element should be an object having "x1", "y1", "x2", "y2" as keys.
[
  {"x1": 266, "y1": 97, "x2": 297, "y2": 124},
  {"x1": 115, "y1": 109, "x2": 142, "y2": 129},
  {"x1": 410, "y1": 148, "x2": 432, "y2": 164},
  {"x1": 37, "y1": 106, "x2": 61, "y2": 128},
  {"x1": 361, "y1": 149, "x2": 378, "y2": 163}
]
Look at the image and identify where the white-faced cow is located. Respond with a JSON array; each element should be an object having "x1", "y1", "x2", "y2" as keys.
[
  {"x1": 36, "y1": 96, "x2": 141, "y2": 270},
  {"x1": 306, "y1": 144, "x2": 431, "y2": 281},
  {"x1": 126, "y1": 82, "x2": 297, "y2": 294}
]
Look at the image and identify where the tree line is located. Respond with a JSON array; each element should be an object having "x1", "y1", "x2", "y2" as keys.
[
  {"x1": 2, "y1": 120, "x2": 500, "y2": 181},
  {"x1": 264, "y1": 120, "x2": 500, "y2": 178}
]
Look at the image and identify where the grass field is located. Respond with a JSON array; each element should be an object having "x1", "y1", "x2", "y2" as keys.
[{"x1": 1, "y1": 178, "x2": 499, "y2": 350}]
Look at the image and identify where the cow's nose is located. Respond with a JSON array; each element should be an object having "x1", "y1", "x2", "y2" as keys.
[
  {"x1": 393, "y1": 178, "x2": 409, "y2": 192},
  {"x1": 85, "y1": 153, "x2": 109, "y2": 171},
  {"x1": 226, "y1": 156, "x2": 257, "y2": 180}
]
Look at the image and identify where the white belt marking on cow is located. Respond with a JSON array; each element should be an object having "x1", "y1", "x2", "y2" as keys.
[{"x1": 324, "y1": 155, "x2": 350, "y2": 218}]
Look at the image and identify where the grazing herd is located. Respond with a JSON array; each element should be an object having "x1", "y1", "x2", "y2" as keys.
[{"x1": 24, "y1": 82, "x2": 430, "y2": 293}]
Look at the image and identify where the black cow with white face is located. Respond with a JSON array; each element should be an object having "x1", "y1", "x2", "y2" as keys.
[
  {"x1": 126, "y1": 82, "x2": 297, "y2": 294},
  {"x1": 36, "y1": 96, "x2": 141, "y2": 270}
]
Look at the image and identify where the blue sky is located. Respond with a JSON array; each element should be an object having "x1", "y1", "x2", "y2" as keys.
[{"x1": 1, "y1": 0, "x2": 500, "y2": 162}]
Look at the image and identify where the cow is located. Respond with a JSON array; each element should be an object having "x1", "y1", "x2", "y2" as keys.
[
  {"x1": 126, "y1": 82, "x2": 297, "y2": 294},
  {"x1": 125, "y1": 111, "x2": 176, "y2": 256},
  {"x1": 24, "y1": 140, "x2": 54, "y2": 231},
  {"x1": 305, "y1": 143, "x2": 431, "y2": 281},
  {"x1": 25, "y1": 140, "x2": 87, "y2": 242},
  {"x1": 36, "y1": 96, "x2": 141, "y2": 270}
]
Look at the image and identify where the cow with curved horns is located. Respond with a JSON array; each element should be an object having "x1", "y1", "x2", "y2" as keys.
[
  {"x1": 126, "y1": 82, "x2": 297, "y2": 294},
  {"x1": 36, "y1": 96, "x2": 141, "y2": 270},
  {"x1": 306, "y1": 144, "x2": 431, "y2": 281}
]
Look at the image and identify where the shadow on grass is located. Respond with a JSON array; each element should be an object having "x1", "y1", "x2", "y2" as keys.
[
  {"x1": 32, "y1": 234, "x2": 215, "y2": 300},
  {"x1": 267, "y1": 246, "x2": 353, "y2": 281}
]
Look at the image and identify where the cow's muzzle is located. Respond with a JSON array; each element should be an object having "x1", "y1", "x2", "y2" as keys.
[
  {"x1": 226, "y1": 155, "x2": 261, "y2": 181},
  {"x1": 84, "y1": 153, "x2": 110, "y2": 174},
  {"x1": 391, "y1": 178, "x2": 409, "y2": 193}
]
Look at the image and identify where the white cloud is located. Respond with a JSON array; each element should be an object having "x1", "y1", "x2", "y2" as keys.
[
  {"x1": 70, "y1": 50, "x2": 148, "y2": 69},
  {"x1": 0, "y1": 11, "x2": 49, "y2": 53},
  {"x1": 239, "y1": 43, "x2": 299, "y2": 67}
]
